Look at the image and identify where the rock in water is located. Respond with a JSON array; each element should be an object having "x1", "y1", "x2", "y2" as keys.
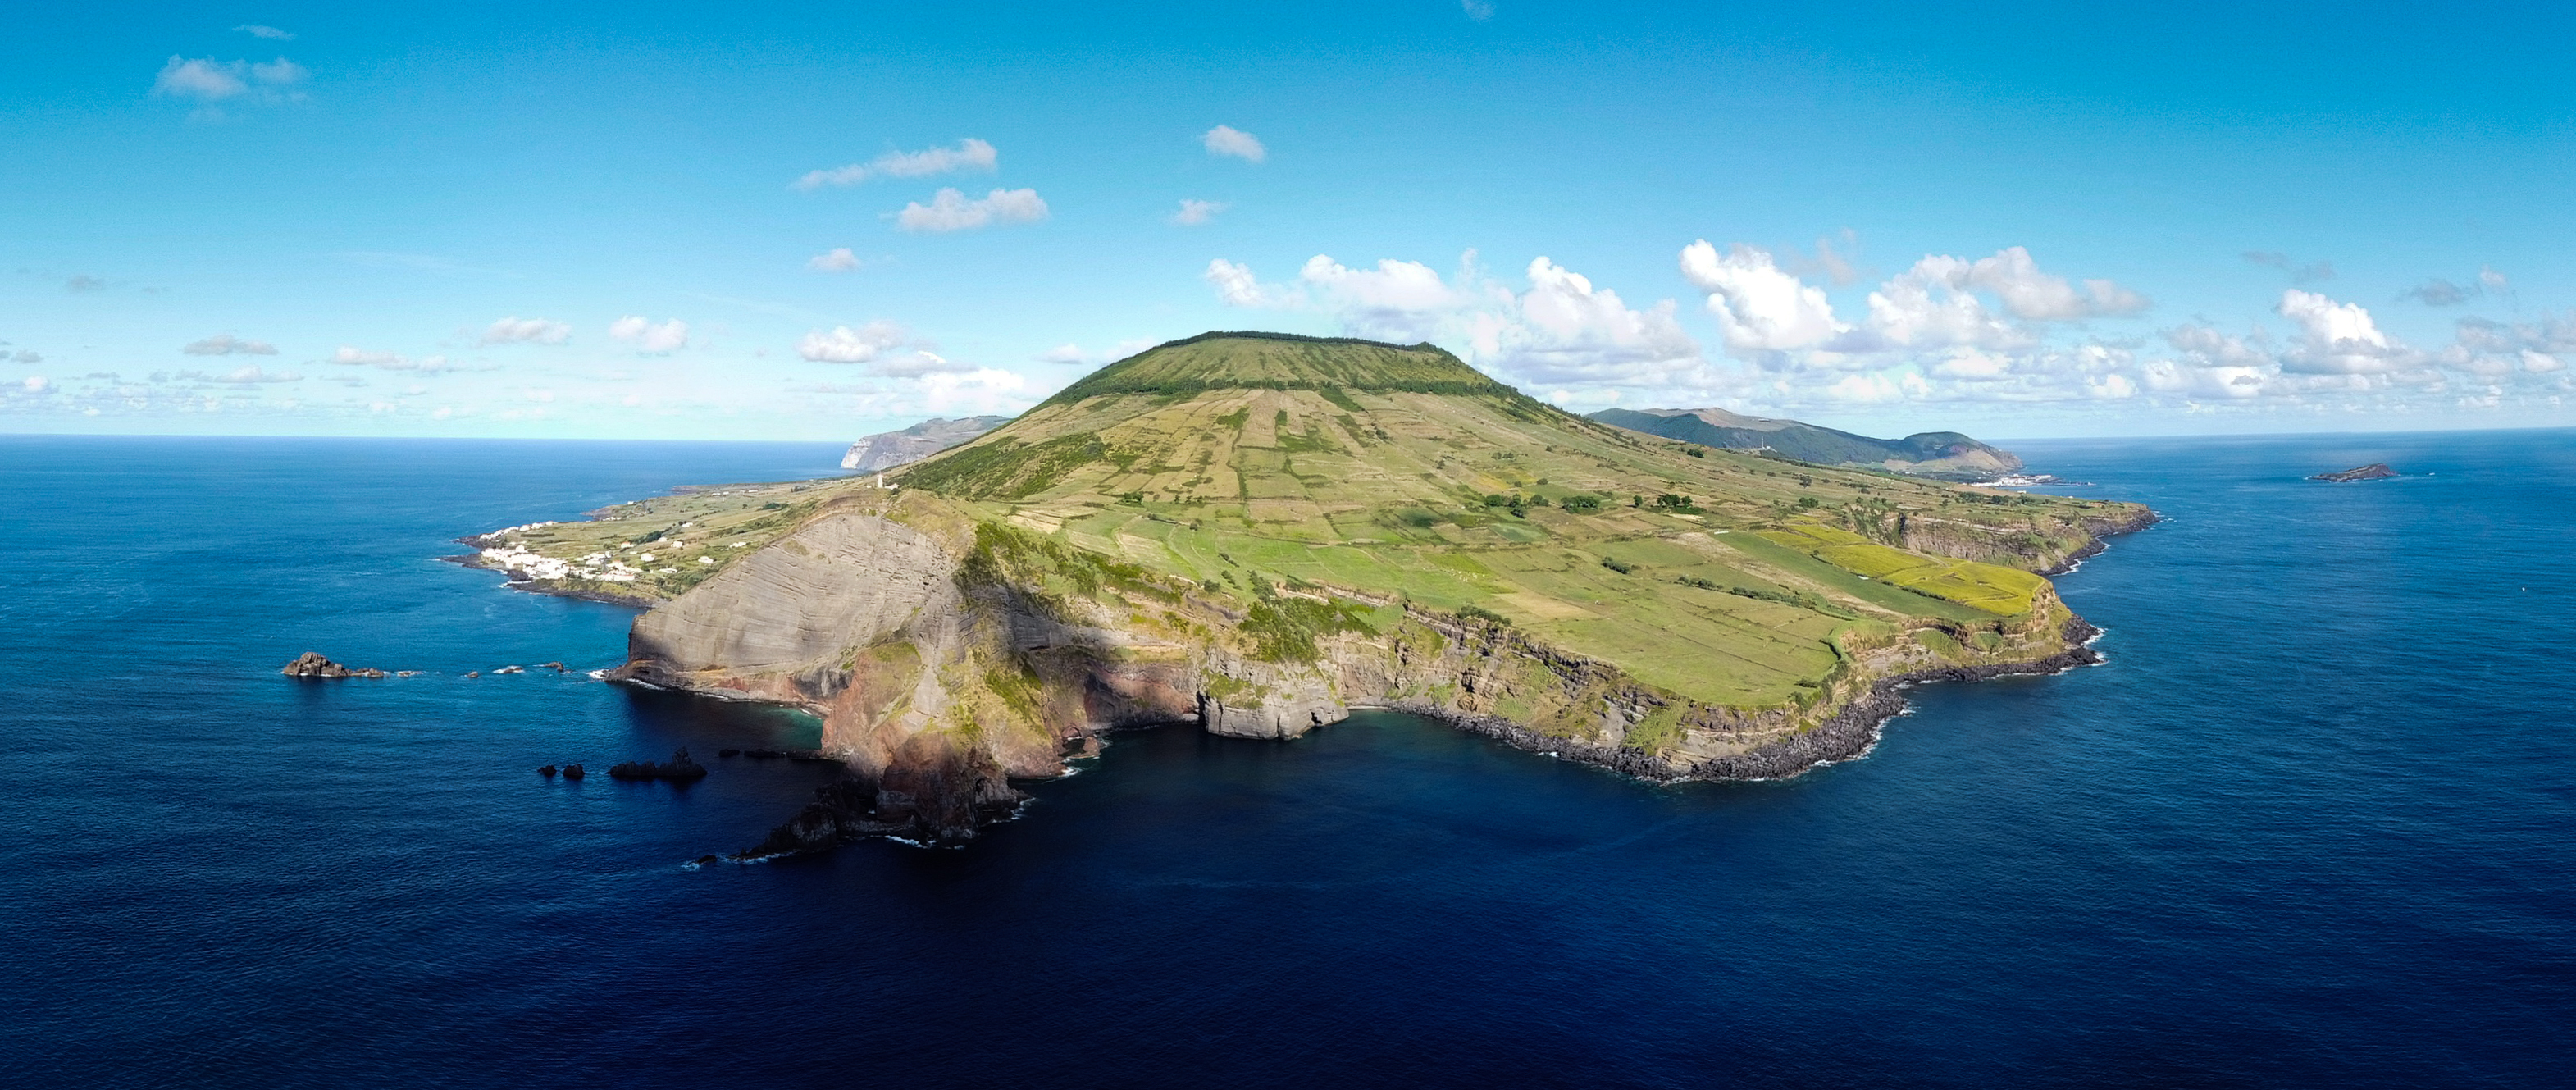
[
  {"x1": 539, "y1": 764, "x2": 559, "y2": 778},
  {"x1": 608, "y1": 748, "x2": 709, "y2": 782},
  {"x1": 2309, "y1": 463, "x2": 2397, "y2": 482},
  {"x1": 280, "y1": 651, "x2": 389, "y2": 678}
]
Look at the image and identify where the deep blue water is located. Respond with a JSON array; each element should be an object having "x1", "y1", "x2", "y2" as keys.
[{"x1": 2, "y1": 431, "x2": 2570, "y2": 1088}]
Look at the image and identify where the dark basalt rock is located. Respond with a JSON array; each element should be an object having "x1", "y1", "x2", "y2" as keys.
[
  {"x1": 718, "y1": 748, "x2": 741, "y2": 758},
  {"x1": 734, "y1": 749, "x2": 1027, "y2": 858},
  {"x1": 539, "y1": 764, "x2": 559, "y2": 778},
  {"x1": 560, "y1": 764, "x2": 586, "y2": 780},
  {"x1": 281, "y1": 651, "x2": 388, "y2": 679},
  {"x1": 608, "y1": 748, "x2": 709, "y2": 782},
  {"x1": 2310, "y1": 462, "x2": 2397, "y2": 482}
]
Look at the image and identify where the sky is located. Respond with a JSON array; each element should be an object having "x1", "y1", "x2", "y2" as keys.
[{"x1": 4, "y1": 2, "x2": 2572, "y2": 441}]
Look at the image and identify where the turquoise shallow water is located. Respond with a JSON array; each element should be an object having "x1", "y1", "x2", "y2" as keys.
[{"x1": 2, "y1": 431, "x2": 2570, "y2": 1088}]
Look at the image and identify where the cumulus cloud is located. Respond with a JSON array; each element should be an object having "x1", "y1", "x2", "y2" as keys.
[
  {"x1": 896, "y1": 188, "x2": 1048, "y2": 233},
  {"x1": 796, "y1": 322, "x2": 908, "y2": 363},
  {"x1": 1461, "y1": 0, "x2": 1497, "y2": 20},
  {"x1": 1470, "y1": 258, "x2": 1702, "y2": 386},
  {"x1": 183, "y1": 334, "x2": 277, "y2": 356},
  {"x1": 153, "y1": 56, "x2": 306, "y2": 105},
  {"x1": 1203, "y1": 258, "x2": 1301, "y2": 308},
  {"x1": 1202, "y1": 125, "x2": 1265, "y2": 162},
  {"x1": 11, "y1": 350, "x2": 39, "y2": 364},
  {"x1": 22, "y1": 376, "x2": 51, "y2": 394},
  {"x1": 1171, "y1": 199, "x2": 1225, "y2": 226},
  {"x1": 793, "y1": 138, "x2": 996, "y2": 190},
  {"x1": 609, "y1": 316, "x2": 689, "y2": 353},
  {"x1": 2277, "y1": 290, "x2": 2411, "y2": 375},
  {"x1": 236, "y1": 25, "x2": 294, "y2": 39},
  {"x1": 65, "y1": 275, "x2": 107, "y2": 293},
  {"x1": 806, "y1": 247, "x2": 860, "y2": 271},
  {"x1": 479, "y1": 317, "x2": 570, "y2": 345},
  {"x1": 1680, "y1": 241, "x2": 1848, "y2": 353},
  {"x1": 1294, "y1": 255, "x2": 1473, "y2": 340}
]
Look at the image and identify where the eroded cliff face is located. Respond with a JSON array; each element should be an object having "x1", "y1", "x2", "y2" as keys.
[{"x1": 615, "y1": 498, "x2": 2119, "y2": 851}]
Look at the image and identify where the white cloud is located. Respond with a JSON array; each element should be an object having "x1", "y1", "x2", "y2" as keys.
[
  {"x1": 2479, "y1": 266, "x2": 2512, "y2": 294},
  {"x1": 1462, "y1": 0, "x2": 1497, "y2": 21},
  {"x1": 329, "y1": 346, "x2": 449, "y2": 372},
  {"x1": 1041, "y1": 344, "x2": 1088, "y2": 364},
  {"x1": 2277, "y1": 289, "x2": 2409, "y2": 375},
  {"x1": 22, "y1": 376, "x2": 50, "y2": 394},
  {"x1": 2086, "y1": 373, "x2": 2139, "y2": 399},
  {"x1": 920, "y1": 368, "x2": 1034, "y2": 414},
  {"x1": 1296, "y1": 255, "x2": 1473, "y2": 340},
  {"x1": 1171, "y1": 199, "x2": 1225, "y2": 226},
  {"x1": 480, "y1": 317, "x2": 571, "y2": 345},
  {"x1": 1963, "y1": 246, "x2": 2149, "y2": 321},
  {"x1": 1680, "y1": 241, "x2": 1848, "y2": 353},
  {"x1": 212, "y1": 366, "x2": 303, "y2": 384},
  {"x1": 609, "y1": 316, "x2": 689, "y2": 353},
  {"x1": 1823, "y1": 372, "x2": 1930, "y2": 403},
  {"x1": 1202, "y1": 125, "x2": 1266, "y2": 162},
  {"x1": 2523, "y1": 350, "x2": 2564, "y2": 374},
  {"x1": 806, "y1": 247, "x2": 860, "y2": 271},
  {"x1": 154, "y1": 57, "x2": 247, "y2": 101},
  {"x1": 794, "y1": 139, "x2": 996, "y2": 189},
  {"x1": 872, "y1": 349, "x2": 980, "y2": 377},
  {"x1": 1204, "y1": 258, "x2": 1303, "y2": 308},
  {"x1": 153, "y1": 56, "x2": 306, "y2": 104},
  {"x1": 236, "y1": 25, "x2": 294, "y2": 40},
  {"x1": 796, "y1": 321, "x2": 908, "y2": 363},
  {"x1": 183, "y1": 334, "x2": 277, "y2": 356},
  {"x1": 896, "y1": 188, "x2": 1048, "y2": 233},
  {"x1": 1470, "y1": 257, "x2": 1702, "y2": 385}
]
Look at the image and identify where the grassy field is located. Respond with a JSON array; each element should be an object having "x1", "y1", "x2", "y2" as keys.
[{"x1": 480, "y1": 335, "x2": 2144, "y2": 713}]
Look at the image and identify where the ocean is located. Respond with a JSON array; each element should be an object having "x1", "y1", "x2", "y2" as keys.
[{"x1": 2, "y1": 430, "x2": 2569, "y2": 1088}]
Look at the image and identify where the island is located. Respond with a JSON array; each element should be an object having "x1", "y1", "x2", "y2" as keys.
[
  {"x1": 2309, "y1": 463, "x2": 2398, "y2": 482},
  {"x1": 1589, "y1": 406, "x2": 2023, "y2": 481},
  {"x1": 461, "y1": 332, "x2": 2155, "y2": 850}
]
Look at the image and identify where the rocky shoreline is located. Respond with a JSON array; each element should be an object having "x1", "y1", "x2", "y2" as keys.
[
  {"x1": 2040, "y1": 508, "x2": 2159, "y2": 577},
  {"x1": 1396, "y1": 615, "x2": 2107, "y2": 785},
  {"x1": 486, "y1": 498, "x2": 2155, "y2": 857}
]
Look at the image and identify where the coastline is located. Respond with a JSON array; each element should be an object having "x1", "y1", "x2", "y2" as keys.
[{"x1": 459, "y1": 498, "x2": 2157, "y2": 846}]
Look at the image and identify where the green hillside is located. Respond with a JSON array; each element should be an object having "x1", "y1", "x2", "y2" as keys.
[{"x1": 873, "y1": 334, "x2": 2133, "y2": 708}]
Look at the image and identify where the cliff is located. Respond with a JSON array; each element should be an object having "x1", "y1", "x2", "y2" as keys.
[{"x1": 841, "y1": 416, "x2": 1010, "y2": 472}]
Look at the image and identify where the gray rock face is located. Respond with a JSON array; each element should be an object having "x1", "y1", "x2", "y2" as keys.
[
  {"x1": 627, "y1": 513, "x2": 954, "y2": 675},
  {"x1": 840, "y1": 416, "x2": 1009, "y2": 472}
]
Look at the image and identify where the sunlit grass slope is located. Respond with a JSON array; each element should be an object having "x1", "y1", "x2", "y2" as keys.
[{"x1": 873, "y1": 332, "x2": 2138, "y2": 709}]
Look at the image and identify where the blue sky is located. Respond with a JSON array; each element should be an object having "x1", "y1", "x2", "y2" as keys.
[{"x1": 5, "y1": 2, "x2": 2571, "y2": 440}]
